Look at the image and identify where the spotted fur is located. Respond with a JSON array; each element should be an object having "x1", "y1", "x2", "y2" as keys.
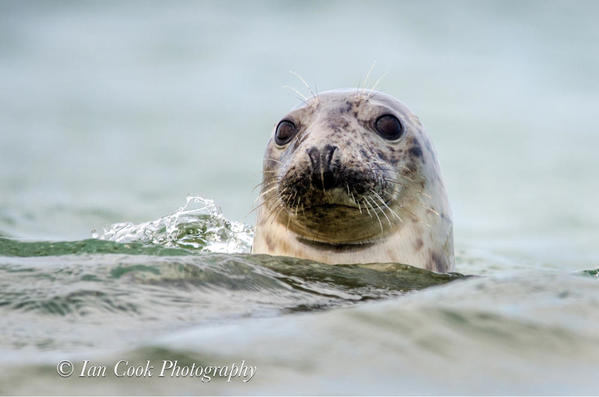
[{"x1": 252, "y1": 89, "x2": 454, "y2": 272}]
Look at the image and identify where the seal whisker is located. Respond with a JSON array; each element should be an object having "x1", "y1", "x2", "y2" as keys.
[
  {"x1": 255, "y1": 190, "x2": 278, "y2": 205},
  {"x1": 247, "y1": 201, "x2": 267, "y2": 216},
  {"x1": 355, "y1": 196, "x2": 363, "y2": 214},
  {"x1": 282, "y1": 85, "x2": 309, "y2": 105},
  {"x1": 413, "y1": 194, "x2": 441, "y2": 219},
  {"x1": 259, "y1": 178, "x2": 279, "y2": 188},
  {"x1": 385, "y1": 174, "x2": 414, "y2": 183},
  {"x1": 265, "y1": 199, "x2": 286, "y2": 226},
  {"x1": 361, "y1": 198, "x2": 372, "y2": 218},
  {"x1": 384, "y1": 203, "x2": 403, "y2": 223},
  {"x1": 271, "y1": 207, "x2": 286, "y2": 227},
  {"x1": 427, "y1": 207, "x2": 441, "y2": 217},
  {"x1": 286, "y1": 191, "x2": 298, "y2": 213},
  {"x1": 286, "y1": 208, "x2": 293, "y2": 230},
  {"x1": 370, "y1": 189, "x2": 403, "y2": 224},
  {"x1": 289, "y1": 70, "x2": 316, "y2": 100},
  {"x1": 282, "y1": 84, "x2": 308, "y2": 101},
  {"x1": 259, "y1": 201, "x2": 279, "y2": 223},
  {"x1": 258, "y1": 177, "x2": 279, "y2": 186},
  {"x1": 253, "y1": 178, "x2": 279, "y2": 192},
  {"x1": 364, "y1": 196, "x2": 383, "y2": 233},
  {"x1": 345, "y1": 185, "x2": 362, "y2": 214},
  {"x1": 277, "y1": 186, "x2": 289, "y2": 199},
  {"x1": 256, "y1": 181, "x2": 279, "y2": 194},
  {"x1": 292, "y1": 194, "x2": 301, "y2": 218},
  {"x1": 354, "y1": 77, "x2": 363, "y2": 95},
  {"x1": 366, "y1": 71, "x2": 388, "y2": 100},
  {"x1": 367, "y1": 194, "x2": 392, "y2": 227},
  {"x1": 258, "y1": 185, "x2": 279, "y2": 200},
  {"x1": 361, "y1": 61, "x2": 377, "y2": 91},
  {"x1": 369, "y1": 196, "x2": 393, "y2": 226}
]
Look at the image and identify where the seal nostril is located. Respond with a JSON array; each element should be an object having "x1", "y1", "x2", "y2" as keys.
[
  {"x1": 306, "y1": 145, "x2": 339, "y2": 191},
  {"x1": 323, "y1": 145, "x2": 338, "y2": 171},
  {"x1": 307, "y1": 147, "x2": 320, "y2": 170}
]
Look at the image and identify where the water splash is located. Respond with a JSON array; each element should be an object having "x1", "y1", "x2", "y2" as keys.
[{"x1": 93, "y1": 196, "x2": 253, "y2": 253}]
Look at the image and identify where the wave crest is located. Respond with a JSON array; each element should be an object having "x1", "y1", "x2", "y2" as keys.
[{"x1": 93, "y1": 196, "x2": 253, "y2": 253}]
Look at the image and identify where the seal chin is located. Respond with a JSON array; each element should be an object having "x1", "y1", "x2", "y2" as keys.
[{"x1": 276, "y1": 192, "x2": 400, "y2": 245}]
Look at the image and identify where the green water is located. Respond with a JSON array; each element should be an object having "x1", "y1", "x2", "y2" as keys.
[
  {"x1": 1, "y1": 200, "x2": 598, "y2": 395},
  {"x1": 1, "y1": 0, "x2": 599, "y2": 394}
]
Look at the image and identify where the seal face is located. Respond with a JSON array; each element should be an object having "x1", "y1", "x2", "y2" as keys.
[{"x1": 252, "y1": 89, "x2": 454, "y2": 272}]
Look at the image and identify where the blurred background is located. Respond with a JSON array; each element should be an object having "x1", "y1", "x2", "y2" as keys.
[{"x1": 1, "y1": 0, "x2": 597, "y2": 267}]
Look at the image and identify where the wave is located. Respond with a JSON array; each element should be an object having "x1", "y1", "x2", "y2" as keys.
[
  {"x1": 2, "y1": 196, "x2": 599, "y2": 394},
  {"x1": 93, "y1": 196, "x2": 253, "y2": 254}
]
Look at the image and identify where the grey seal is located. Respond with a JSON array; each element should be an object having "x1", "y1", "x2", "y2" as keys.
[{"x1": 252, "y1": 89, "x2": 454, "y2": 272}]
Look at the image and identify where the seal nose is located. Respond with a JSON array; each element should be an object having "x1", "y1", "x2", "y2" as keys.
[{"x1": 307, "y1": 145, "x2": 338, "y2": 190}]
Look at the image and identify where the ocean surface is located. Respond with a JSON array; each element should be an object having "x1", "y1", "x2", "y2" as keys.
[{"x1": 1, "y1": 1, "x2": 598, "y2": 395}]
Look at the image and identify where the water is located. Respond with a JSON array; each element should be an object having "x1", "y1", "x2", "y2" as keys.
[{"x1": 1, "y1": 1, "x2": 599, "y2": 394}]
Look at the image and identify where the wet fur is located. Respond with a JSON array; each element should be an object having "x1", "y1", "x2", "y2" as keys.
[{"x1": 252, "y1": 89, "x2": 454, "y2": 272}]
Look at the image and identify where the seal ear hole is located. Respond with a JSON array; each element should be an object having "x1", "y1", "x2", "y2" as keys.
[
  {"x1": 374, "y1": 114, "x2": 403, "y2": 141},
  {"x1": 275, "y1": 120, "x2": 298, "y2": 146}
]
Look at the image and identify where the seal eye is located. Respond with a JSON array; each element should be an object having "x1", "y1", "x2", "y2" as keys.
[
  {"x1": 374, "y1": 114, "x2": 403, "y2": 141},
  {"x1": 274, "y1": 120, "x2": 298, "y2": 146}
]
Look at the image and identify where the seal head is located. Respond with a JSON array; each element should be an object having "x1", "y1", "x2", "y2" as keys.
[{"x1": 252, "y1": 89, "x2": 454, "y2": 272}]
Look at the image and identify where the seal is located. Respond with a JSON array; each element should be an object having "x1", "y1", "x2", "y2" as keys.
[{"x1": 252, "y1": 89, "x2": 454, "y2": 272}]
